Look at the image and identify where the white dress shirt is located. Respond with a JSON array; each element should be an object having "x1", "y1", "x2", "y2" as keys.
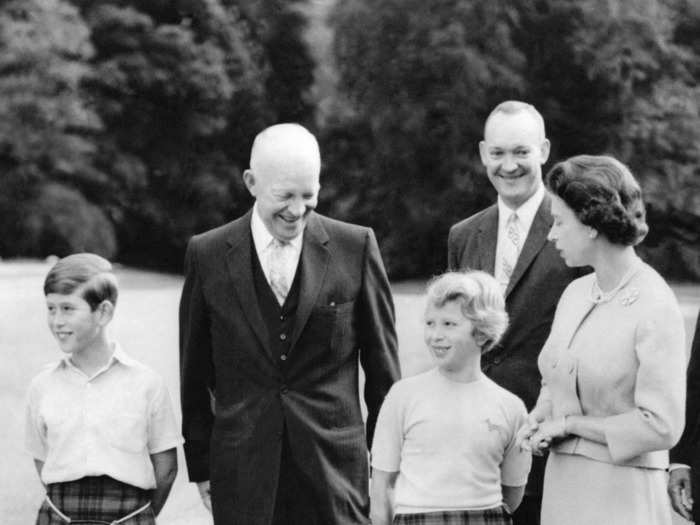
[
  {"x1": 25, "y1": 343, "x2": 183, "y2": 489},
  {"x1": 495, "y1": 183, "x2": 545, "y2": 289},
  {"x1": 251, "y1": 202, "x2": 303, "y2": 292}
]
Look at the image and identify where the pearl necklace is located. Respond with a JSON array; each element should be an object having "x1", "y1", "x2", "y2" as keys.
[{"x1": 590, "y1": 259, "x2": 642, "y2": 304}]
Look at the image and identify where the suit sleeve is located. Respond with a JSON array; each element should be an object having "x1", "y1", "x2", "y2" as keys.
[
  {"x1": 603, "y1": 299, "x2": 687, "y2": 463},
  {"x1": 179, "y1": 238, "x2": 215, "y2": 482},
  {"x1": 358, "y1": 228, "x2": 400, "y2": 448},
  {"x1": 670, "y1": 309, "x2": 700, "y2": 464}
]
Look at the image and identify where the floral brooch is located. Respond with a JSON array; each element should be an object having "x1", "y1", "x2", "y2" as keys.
[{"x1": 619, "y1": 287, "x2": 639, "y2": 306}]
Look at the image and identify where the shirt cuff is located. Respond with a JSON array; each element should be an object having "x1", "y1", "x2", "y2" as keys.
[{"x1": 668, "y1": 463, "x2": 691, "y2": 472}]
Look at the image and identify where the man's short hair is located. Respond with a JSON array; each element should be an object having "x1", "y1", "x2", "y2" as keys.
[
  {"x1": 426, "y1": 271, "x2": 509, "y2": 353},
  {"x1": 484, "y1": 100, "x2": 546, "y2": 140},
  {"x1": 44, "y1": 253, "x2": 118, "y2": 311}
]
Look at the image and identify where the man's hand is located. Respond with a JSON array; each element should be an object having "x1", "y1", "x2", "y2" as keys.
[
  {"x1": 197, "y1": 480, "x2": 212, "y2": 513},
  {"x1": 668, "y1": 467, "x2": 693, "y2": 521}
]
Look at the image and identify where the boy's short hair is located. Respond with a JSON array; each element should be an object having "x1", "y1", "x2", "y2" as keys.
[
  {"x1": 426, "y1": 271, "x2": 508, "y2": 353},
  {"x1": 44, "y1": 253, "x2": 118, "y2": 311}
]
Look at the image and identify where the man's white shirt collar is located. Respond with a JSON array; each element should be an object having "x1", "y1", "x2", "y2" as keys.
[
  {"x1": 497, "y1": 182, "x2": 545, "y2": 234},
  {"x1": 251, "y1": 202, "x2": 304, "y2": 253}
]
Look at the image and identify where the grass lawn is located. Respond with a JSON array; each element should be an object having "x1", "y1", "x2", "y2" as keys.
[{"x1": 1, "y1": 261, "x2": 697, "y2": 524}]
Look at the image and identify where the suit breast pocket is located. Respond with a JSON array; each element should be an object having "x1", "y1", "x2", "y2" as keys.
[{"x1": 305, "y1": 300, "x2": 354, "y2": 346}]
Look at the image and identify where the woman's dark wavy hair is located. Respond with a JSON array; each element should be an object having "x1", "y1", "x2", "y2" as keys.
[{"x1": 544, "y1": 155, "x2": 648, "y2": 246}]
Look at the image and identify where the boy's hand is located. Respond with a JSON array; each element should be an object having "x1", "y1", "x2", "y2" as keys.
[{"x1": 197, "y1": 480, "x2": 212, "y2": 512}]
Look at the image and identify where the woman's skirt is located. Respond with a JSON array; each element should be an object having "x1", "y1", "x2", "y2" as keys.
[
  {"x1": 394, "y1": 506, "x2": 512, "y2": 525},
  {"x1": 36, "y1": 476, "x2": 155, "y2": 525},
  {"x1": 541, "y1": 451, "x2": 671, "y2": 525}
]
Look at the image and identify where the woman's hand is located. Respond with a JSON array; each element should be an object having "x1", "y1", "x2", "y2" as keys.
[
  {"x1": 529, "y1": 417, "x2": 568, "y2": 448},
  {"x1": 516, "y1": 414, "x2": 543, "y2": 452}
]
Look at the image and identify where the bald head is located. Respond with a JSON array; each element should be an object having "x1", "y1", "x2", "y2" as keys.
[
  {"x1": 244, "y1": 123, "x2": 322, "y2": 242},
  {"x1": 249, "y1": 123, "x2": 321, "y2": 181}
]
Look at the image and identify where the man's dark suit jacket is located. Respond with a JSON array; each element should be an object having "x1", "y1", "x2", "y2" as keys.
[
  {"x1": 670, "y1": 310, "x2": 700, "y2": 522},
  {"x1": 179, "y1": 210, "x2": 400, "y2": 525},
  {"x1": 447, "y1": 194, "x2": 584, "y2": 501}
]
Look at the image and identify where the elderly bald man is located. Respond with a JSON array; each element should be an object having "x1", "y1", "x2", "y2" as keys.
[{"x1": 179, "y1": 123, "x2": 400, "y2": 524}]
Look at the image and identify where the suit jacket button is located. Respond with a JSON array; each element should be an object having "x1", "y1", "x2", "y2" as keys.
[
  {"x1": 279, "y1": 333, "x2": 287, "y2": 341},
  {"x1": 280, "y1": 354, "x2": 287, "y2": 361}
]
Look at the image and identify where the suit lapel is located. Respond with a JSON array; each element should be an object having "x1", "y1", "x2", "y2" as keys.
[
  {"x1": 289, "y1": 213, "x2": 330, "y2": 353},
  {"x1": 225, "y1": 210, "x2": 274, "y2": 362},
  {"x1": 477, "y1": 207, "x2": 498, "y2": 274},
  {"x1": 505, "y1": 194, "x2": 553, "y2": 298}
]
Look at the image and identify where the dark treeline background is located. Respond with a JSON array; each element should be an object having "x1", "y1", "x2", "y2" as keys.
[{"x1": 1, "y1": 0, "x2": 699, "y2": 281}]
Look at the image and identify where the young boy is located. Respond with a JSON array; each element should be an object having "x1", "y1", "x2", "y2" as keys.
[
  {"x1": 25, "y1": 253, "x2": 183, "y2": 524},
  {"x1": 370, "y1": 271, "x2": 531, "y2": 525}
]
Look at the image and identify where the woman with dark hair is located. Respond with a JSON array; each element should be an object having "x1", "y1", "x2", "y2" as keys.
[{"x1": 517, "y1": 155, "x2": 686, "y2": 524}]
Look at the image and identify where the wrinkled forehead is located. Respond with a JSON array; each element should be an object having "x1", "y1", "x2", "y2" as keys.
[{"x1": 250, "y1": 125, "x2": 321, "y2": 178}]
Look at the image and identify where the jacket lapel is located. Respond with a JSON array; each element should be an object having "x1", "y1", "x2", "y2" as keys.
[
  {"x1": 289, "y1": 213, "x2": 330, "y2": 353},
  {"x1": 477, "y1": 206, "x2": 498, "y2": 274},
  {"x1": 225, "y1": 210, "x2": 275, "y2": 362},
  {"x1": 506, "y1": 195, "x2": 553, "y2": 298}
]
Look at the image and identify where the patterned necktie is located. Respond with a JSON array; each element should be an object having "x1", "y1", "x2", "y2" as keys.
[
  {"x1": 267, "y1": 238, "x2": 293, "y2": 305},
  {"x1": 500, "y1": 212, "x2": 521, "y2": 291}
]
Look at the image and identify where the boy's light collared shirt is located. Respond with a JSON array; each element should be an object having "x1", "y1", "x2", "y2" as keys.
[
  {"x1": 251, "y1": 202, "x2": 303, "y2": 289},
  {"x1": 25, "y1": 343, "x2": 183, "y2": 489},
  {"x1": 495, "y1": 183, "x2": 545, "y2": 287}
]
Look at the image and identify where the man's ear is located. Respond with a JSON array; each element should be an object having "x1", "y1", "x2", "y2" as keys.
[
  {"x1": 540, "y1": 138, "x2": 551, "y2": 164},
  {"x1": 478, "y1": 140, "x2": 488, "y2": 167},
  {"x1": 242, "y1": 169, "x2": 256, "y2": 196}
]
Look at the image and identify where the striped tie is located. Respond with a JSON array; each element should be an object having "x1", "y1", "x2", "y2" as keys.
[
  {"x1": 501, "y1": 212, "x2": 521, "y2": 290},
  {"x1": 268, "y1": 238, "x2": 293, "y2": 305}
]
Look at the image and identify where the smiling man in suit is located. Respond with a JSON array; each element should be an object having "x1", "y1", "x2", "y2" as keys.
[
  {"x1": 447, "y1": 101, "x2": 585, "y2": 525},
  {"x1": 179, "y1": 123, "x2": 400, "y2": 525}
]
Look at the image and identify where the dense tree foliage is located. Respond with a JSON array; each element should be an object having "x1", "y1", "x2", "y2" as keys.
[
  {"x1": 0, "y1": 0, "x2": 316, "y2": 269},
  {"x1": 326, "y1": 0, "x2": 700, "y2": 279},
  {"x1": 0, "y1": 0, "x2": 698, "y2": 280},
  {"x1": 0, "y1": 0, "x2": 113, "y2": 256}
]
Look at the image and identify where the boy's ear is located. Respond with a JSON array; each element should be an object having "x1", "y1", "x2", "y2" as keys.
[{"x1": 96, "y1": 300, "x2": 115, "y2": 325}]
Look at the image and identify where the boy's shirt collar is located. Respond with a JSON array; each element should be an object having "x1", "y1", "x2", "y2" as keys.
[{"x1": 57, "y1": 342, "x2": 136, "y2": 380}]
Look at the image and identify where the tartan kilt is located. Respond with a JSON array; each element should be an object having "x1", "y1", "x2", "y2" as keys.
[
  {"x1": 394, "y1": 506, "x2": 512, "y2": 525},
  {"x1": 36, "y1": 476, "x2": 155, "y2": 525}
]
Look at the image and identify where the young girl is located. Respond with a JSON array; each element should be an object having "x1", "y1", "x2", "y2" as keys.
[
  {"x1": 25, "y1": 253, "x2": 183, "y2": 524},
  {"x1": 371, "y1": 271, "x2": 531, "y2": 525}
]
